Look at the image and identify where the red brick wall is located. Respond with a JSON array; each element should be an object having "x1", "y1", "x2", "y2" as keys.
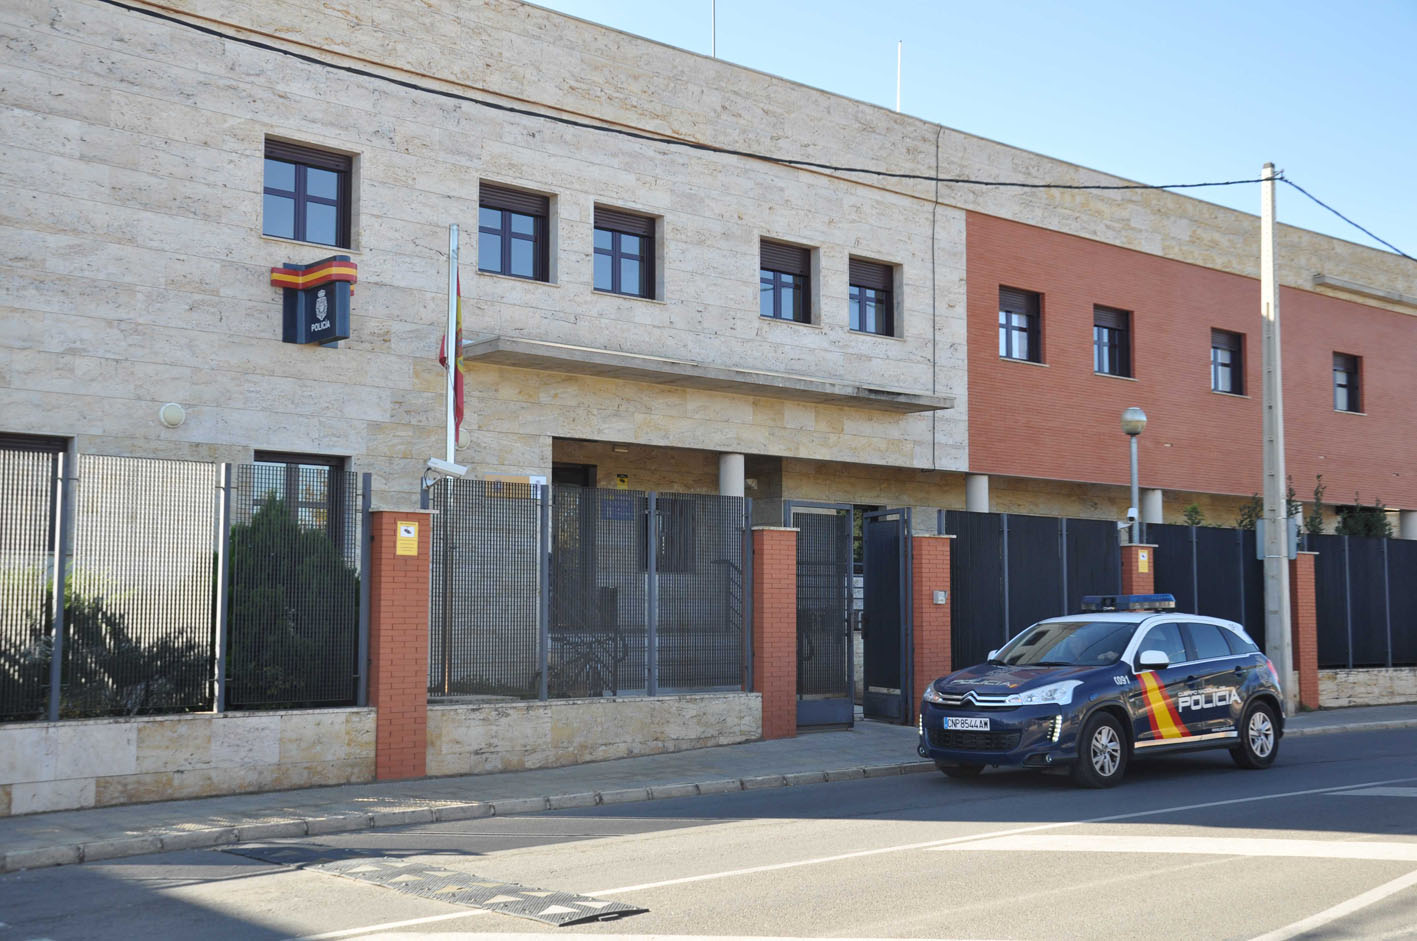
[
  {"x1": 911, "y1": 535, "x2": 952, "y2": 712},
  {"x1": 1121, "y1": 544, "x2": 1156, "y2": 596},
  {"x1": 368, "y1": 511, "x2": 431, "y2": 780},
  {"x1": 752, "y1": 527, "x2": 797, "y2": 740},
  {"x1": 1289, "y1": 551, "x2": 1320, "y2": 710},
  {"x1": 966, "y1": 212, "x2": 1417, "y2": 510}
]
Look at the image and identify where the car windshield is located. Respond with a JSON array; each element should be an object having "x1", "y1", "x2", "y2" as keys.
[{"x1": 995, "y1": 621, "x2": 1137, "y2": 667}]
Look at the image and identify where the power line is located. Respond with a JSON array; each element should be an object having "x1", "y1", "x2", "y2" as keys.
[{"x1": 1280, "y1": 178, "x2": 1414, "y2": 262}]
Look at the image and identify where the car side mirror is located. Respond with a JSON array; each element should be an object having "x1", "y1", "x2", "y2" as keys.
[{"x1": 1137, "y1": 649, "x2": 1170, "y2": 670}]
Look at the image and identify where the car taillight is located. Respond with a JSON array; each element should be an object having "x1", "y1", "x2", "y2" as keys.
[{"x1": 1264, "y1": 658, "x2": 1280, "y2": 685}]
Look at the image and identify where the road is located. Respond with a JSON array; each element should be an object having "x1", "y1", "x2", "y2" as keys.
[{"x1": 3, "y1": 728, "x2": 1417, "y2": 940}]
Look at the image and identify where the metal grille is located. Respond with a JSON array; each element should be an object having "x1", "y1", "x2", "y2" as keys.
[
  {"x1": 0, "y1": 447, "x2": 60, "y2": 721},
  {"x1": 1312, "y1": 533, "x2": 1415, "y2": 669},
  {"x1": 793, "y1": 510, "x2": 851, "y2": 699},
  {"x1": 65, "y1": 455, "x2": 216, "y2": 717},
  {"x1": 1150, "y1": 524, "x2": 1264, "y2": 646},
  {"x1": 429, "y1": 478, "x2": 541, "y2": 698},
  {"x1": 929, "y1": 728, "x2": 1021, "y2": 751},
  {"x1": 655, "y1": 491, "x2": 746, "y2": 691},
  {"x1": 550, "y1": 486, "x2": 647, "y2": 697},
  {"x1": 226, "y1": 462, "x2": 361, "y2": 708}
]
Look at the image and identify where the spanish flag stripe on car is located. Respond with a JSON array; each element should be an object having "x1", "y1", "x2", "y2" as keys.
[{"x1": 1138, "y1": 671, "x2": 1191, "y2": 739}]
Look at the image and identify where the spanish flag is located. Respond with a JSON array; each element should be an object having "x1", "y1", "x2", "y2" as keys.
[{"x1": 439, "y1": 276, "x2": 465, "y2": 435}]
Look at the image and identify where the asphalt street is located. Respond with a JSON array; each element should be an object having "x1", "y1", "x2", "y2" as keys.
[{"x1": 3, "y1": 727, "x2": 1416, "y2": 941}]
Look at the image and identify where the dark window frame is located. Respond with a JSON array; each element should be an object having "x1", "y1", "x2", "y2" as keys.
[
  {"x1": 848, "y1": 258, "x2": 894, "y2": 336},
  {"x1": 479, "y1": 183, "x2": 550, "y2": 282},
  {"x1": 1093, "y1": 306, "x2": 1132, "y2": 377},
  {"x1": 262, "y1": 140, "x2": 352, "y2": 248},
  {"x1": 1333, "y1": 352, "x2": 1361, "y2": 412},
  {"x1": 759, "y1": 241, "x2": 811, "y2": 323},
  {"x1": 251, "y1": 450, "x2": 348, "y2": 547},
  {"x1": 1211, "y1": 329, "x2": 1244, "y2": 395},
  {"x1": 998, "y1": 287, "x2": 1042, "y2": 362},
  {"x1": 594, "y1": 207, "x2": 655, "y2": 298}
]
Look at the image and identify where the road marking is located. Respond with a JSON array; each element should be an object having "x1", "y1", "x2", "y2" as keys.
[
  {"x1": 1249, "y1": 867, "x2": 1417, "y2": 941},
  {"x1": 934, "y1": 833, "x2": 1417, "y2": 861},
  {"x1": 292, "y1": 910, "x2": 491, "y2": 939},
  {"x1": 1335, "y1": 786, "x2": 1417, "y2": 798}
]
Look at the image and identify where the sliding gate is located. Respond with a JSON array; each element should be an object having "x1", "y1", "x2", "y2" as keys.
[
  {"x1": 862, "y1": 508, "x2": 912, "y2": 723},
  {"x1": 784, "y1": 502, "x2": 853, "y2": 728}
]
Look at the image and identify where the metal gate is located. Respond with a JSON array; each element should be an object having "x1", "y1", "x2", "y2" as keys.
[
  {"x1": 784, "y1": 502, "x2": 853, "y2": 728},
  {"x1": 862, "y1": 508, "x2": 912, "y2": 723}
]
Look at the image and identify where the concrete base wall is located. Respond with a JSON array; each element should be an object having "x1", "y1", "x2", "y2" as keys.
[
  {"x1": 426, "y1": 693, "x2": 761, "y2": 777},
  {"x1": 0, "y1": 708, "x2": 375, "y2": 817},
  {"x1": 1318, "y1": 668, "x2": 1417, "y2": 709}
]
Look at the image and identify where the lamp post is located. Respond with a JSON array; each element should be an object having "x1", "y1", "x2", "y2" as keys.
[{"x1": 1121, "y1": 407, "x2": 1147, "y2": 545}]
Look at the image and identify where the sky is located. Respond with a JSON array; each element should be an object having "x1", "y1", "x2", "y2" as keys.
[{"x1": 529, "y1": 0, "x2": 1417, "y2": 264}]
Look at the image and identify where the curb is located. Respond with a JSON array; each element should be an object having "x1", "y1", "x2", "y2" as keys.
[
  {"x1": 1286, "y1": 718, "x2": 1417, "y2": 738},
  {"x1": 0, "y1": 760, "x2": 934, "y2": 875}
]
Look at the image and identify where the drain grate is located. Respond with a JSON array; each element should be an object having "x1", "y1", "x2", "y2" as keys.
[{"x1": 225, "y1": 844, "x2": 646, "y2": 926}]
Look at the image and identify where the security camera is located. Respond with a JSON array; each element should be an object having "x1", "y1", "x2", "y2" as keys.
[
  {"x1": 421, "y1": 457, "x2": 469, "y2": 488},
  {"x1": 1125, "y1": 506, "x2": 1138, "y2": 522}
]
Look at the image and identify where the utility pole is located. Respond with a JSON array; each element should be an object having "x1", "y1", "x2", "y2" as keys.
[{"x1": 1260, "y1": 162, "x2": 1295, "y2": 715}]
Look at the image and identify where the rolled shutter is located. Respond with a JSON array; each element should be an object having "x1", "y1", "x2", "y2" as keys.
[
  {"x1": 999, "y1": 286, "x2": 1039, "y2": 315},
  {"x1": 480, "y1": 182, "x2": 549, "y2": 216},
  {"x1": 848, "y1": 258, "x2": 892, "y2": 291},
  {"x1": 760, "y1": 241, "x2": 810, "y2": 276},
  {"x1": 1094, "y1": 306, "x2": 1130, "y2": 330},
  {"x1": 595, "y1": 207, "x2": 655, "y2": 237}
]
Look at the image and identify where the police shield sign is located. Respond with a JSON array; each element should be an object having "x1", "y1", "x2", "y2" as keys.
[{"x1": 271, "y1": 255, "x2": 357, "y2": 344}]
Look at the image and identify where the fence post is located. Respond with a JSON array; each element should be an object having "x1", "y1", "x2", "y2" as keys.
[
  {"x1": 1000, "y1": 513, "x2": 1010, "y2": 646},
  {"x1": 1343, "y1": 536, "x2": 1353, "y2": 669},
  {"x1": 743, "y1": 496, "x2": 754, "y2": 693},
  {"x1": 646, "y1": 491, "x2": 659, "y2": 696},
  {"x1": 213, "y1": 462, "x2": 233, "y2": 713},
  {"x1": 1058, "y1": 518, "x2": 1069, "y2": 612},
  {"x1": 1190, "y1": 526, "x2": 1199, "y2": 611},
  {"x1": 538, "y1": 484, "x2": 550, "y2": 701},
  {"x1": 356, "y1": 472, "x2": 372, "y2": 707},
  {"x1": 368, "y1": 510, "x2": 431, "y2": 780},
  {"x1": 438, "y1": 479, "x2": 454, "y2": 696},
  {"x1": 1382, "y1": 539, "x2": 1393, "y2": 668},
  {"x1": 46, "y1": 453, "x2": 72, "y2": 723}
]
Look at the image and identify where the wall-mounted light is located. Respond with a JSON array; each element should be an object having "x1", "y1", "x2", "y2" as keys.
[
  {"x1": 612, "y1": 445, "x2": 629, "y2": 453},
  {"x1": 158, "y1": 402, "x2": 186, "y2": 428}
]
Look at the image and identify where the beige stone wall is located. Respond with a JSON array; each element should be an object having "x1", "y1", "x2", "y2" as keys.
[
  {"x1": 0, "y1": 709, "x2": 374, "y2": 817},
  {"x1": 426, "y1": 693, "x2": 760, "y2": 776},
  {"x1": 1318, "y1": 668, "x2": 1417, "y2": 709}
]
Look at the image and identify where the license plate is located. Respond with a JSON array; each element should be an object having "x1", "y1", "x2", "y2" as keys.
[{"x1": 944, "y1": 716, "x2": 990, "y2": 731}]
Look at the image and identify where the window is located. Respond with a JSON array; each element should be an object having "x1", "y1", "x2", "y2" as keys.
[
  {"x1": 1333, "y1": 352, "x2": 1361, "y2": 412},
  {"x1": 263, "y1": 141, "x2": 352, "y2": 248},
  {"x1": 594, "y1": 207, "x2": 654, "y2": 298},
  {"x1": 1093, "y1": 306, "x2": 1131, "y2": 377},
  {"x1": 1211, "y1": 329, "x2": 1244, "y2": 394},
  {"x1": 998, "y1": 287, "x2": 1041, "y2": 362},
  {"x1": 760, "y1": 241, "x2": 810, "y2": 323},
  {"x1": 479, "y1": 183, "x2": 549, "y2": 281},
  {"x1": 251, "y1": 451, "x2": 348, "y2": 544},
  {"x1": 1137, "y1": 622, "x2": 1187, "y2": 665},
  {"x1": 848, "y1": 259, "x2": 894, "y2": 335},
  {"x1": 1183, "y1": 623, "x2": 1233, "y2": 661}
]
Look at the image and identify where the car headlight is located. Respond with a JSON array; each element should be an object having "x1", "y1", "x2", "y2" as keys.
[
  {"x1": 1003, "y1": 680, "x2": 1082, "y2": 706},
  {"x1": 922, "y1": 685, "x2": 947, "y2": 704}
]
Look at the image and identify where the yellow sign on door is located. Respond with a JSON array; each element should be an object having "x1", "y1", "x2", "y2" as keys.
[{"x1": 395, "y1": 521, "x2": 419, "y2": 556}]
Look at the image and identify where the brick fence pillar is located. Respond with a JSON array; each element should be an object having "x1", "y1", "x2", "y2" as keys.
[
  {"x1": 368, "y1": 510, "x2": 431, "y2": 780},
  {"x1": 752, "y1": 526, "x2": 797, "y2": 740},
  {"x1": 1289, "y1": 551, "x2": 1320, "y2": 711},
  {"x1": 911, "y1": 535, "x2": 953, "y2": 714},
  {"x1": 1121, "y1": 543, "x2": 1157, "y2": 596}
]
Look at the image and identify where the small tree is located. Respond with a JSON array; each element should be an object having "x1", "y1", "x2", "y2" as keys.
[
  {"x1": 1305, "y1": 474, "x2": 1326, "y2": 535},
  {"x1": 1335, "y1": 493, "x2": 1393, "y2": 538},
  {"x1": 1236, "y1": 481, "x2": 1300, "y2": 531},
  {"x1": 1181, "y1": 503, "x2": 1206, "y2": 527}
]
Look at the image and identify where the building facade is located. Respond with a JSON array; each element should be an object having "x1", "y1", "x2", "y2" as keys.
[{"x1": 3, "y1": 0, "x2": 1415, "y2": 533}]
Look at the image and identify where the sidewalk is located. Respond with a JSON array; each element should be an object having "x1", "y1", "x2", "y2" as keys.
[{"x1": 3, "y1": 704, "x2": 1415, "y2": 874}]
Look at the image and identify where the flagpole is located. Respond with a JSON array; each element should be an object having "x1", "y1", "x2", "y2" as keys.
[{"x1": 446, "y1": 224, "x2": 459, "y2": 464}]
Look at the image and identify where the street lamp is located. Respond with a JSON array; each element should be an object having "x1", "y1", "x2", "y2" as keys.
[{"x1": 1121, "y1": 407, "x2": 1147, "y2": 545}]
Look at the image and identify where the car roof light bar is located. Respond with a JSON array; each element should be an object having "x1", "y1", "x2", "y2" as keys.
[{"x1": 1079, "y1": 593, "x2": 1176, "y2": 612}]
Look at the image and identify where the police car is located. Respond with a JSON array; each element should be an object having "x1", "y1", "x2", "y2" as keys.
[{"x1": 917, "y1": 594, "x2": 1284, "y2": 788}]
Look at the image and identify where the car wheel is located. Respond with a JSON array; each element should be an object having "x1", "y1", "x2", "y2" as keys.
[
  {"x1": 938, "y1": 762, "x2": 984, "y2": 779},
  {"x1": 1231, "y1": 700, "x2": 1279, "y2": 769},
  {"x1": 1072, "y1": 712, "x2": 1128, "y2": 788}
]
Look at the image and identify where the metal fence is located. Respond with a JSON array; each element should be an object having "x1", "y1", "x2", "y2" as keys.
[
  {"x1": 1312, "y1": 533, "x2": 1417, "y2": 668},
  {"x1": 1149, "y1": 524, "x2": 1265, "y2": 648},
  {"x1": 1, "y1": 451, "x2": 369, "y2": 723},
  {"x1": 428, "y1": 481, "x2": 749, "y2": 701}
]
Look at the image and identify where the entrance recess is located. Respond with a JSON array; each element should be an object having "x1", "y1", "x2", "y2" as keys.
[
  {"x1": 783, "y1": 501, "x2": 853, "y2": 728},
  {"x1": 862, "y1": 508, "x2": 912, "y2": 723}
]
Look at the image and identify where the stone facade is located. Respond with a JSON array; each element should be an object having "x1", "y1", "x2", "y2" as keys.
[
  {"x1": 0, "y1": 709, "x2": 375, "y2": 817},
  {"x1": 424, "y1": 693, "x2": 760, "y2": 776},
  {"x1": 1318, "y1": 668, "x2": 1417, "y2": 710}
]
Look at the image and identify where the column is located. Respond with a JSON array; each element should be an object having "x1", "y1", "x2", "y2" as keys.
[
  {"x1": 719, "y1": 452, "x2": 745, "y2": 498},
  {"x1": 1121, "y1": 543, "x2": 1157, "y2": 596},
  {"x1": 752, "y1": 526, "x2": 797, "y2": 740},
  {"x1": 911, "y1": 535, "x2": 953, "y2": 713},
  {"x1": 368, "y1": 510, "x2": 432, "y2": 780},
  {"x1": 1289, "y1": 551, "x2": 1320, "y2": 711},
  {"x1": 1141, "y1": 489, "x2": 1163, "y2": 527},
  {"x1": 965, "y1": 474, "x2": 989, "y2": 513},
  {"x1": 1400, "y1": 510, "x2": 1417, "y2": 540}
]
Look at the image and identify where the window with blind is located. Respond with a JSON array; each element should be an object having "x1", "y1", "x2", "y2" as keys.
[
  {"x1": 594, "y1": 207, "x2": 655, "y2": 298},
  {"x1": 760, "y1": 241, "x2": 811, "y2": 323},
  {"x1": 1093, "y1": 306, "x2": 1131, "y2": 377},
  {"x1": 998, "y1": 287, "x2": 1041, "y2": 362},
  {"x1": 479, "y1": 183, "x2": 550, "y2": 281},
  {"x1": 1211, "y1": 329, "x2": 1244, "y2": 394},
  {"x1": 263, "y1": 141, "x2": 353, "y2": 248},
  {"x1": 1333, "y1": 352, "x2": 1361, "y2": 412},
  {"x1": 848, "y1": 258, "x2": 894, "y2": 336}
]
